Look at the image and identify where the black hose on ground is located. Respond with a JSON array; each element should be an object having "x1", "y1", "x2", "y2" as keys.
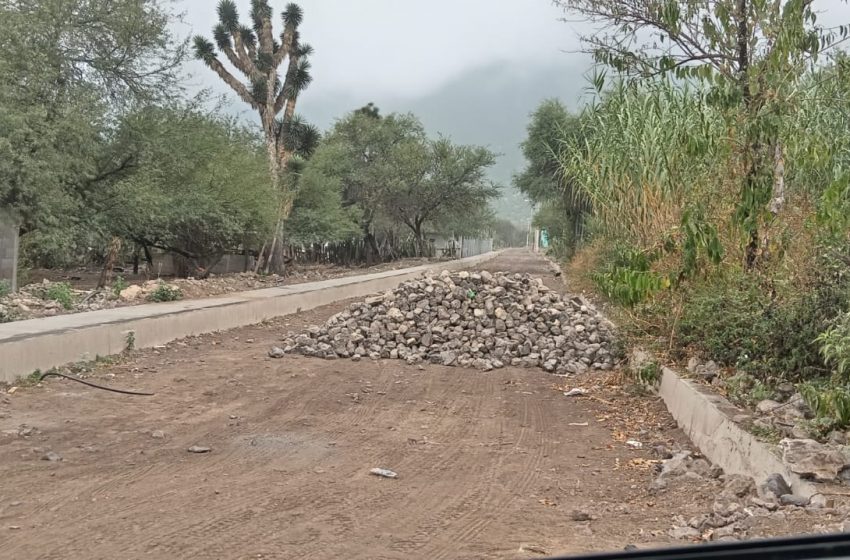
[{"x1": 37, "y1": 372, "x2": 155, "y2": 396}]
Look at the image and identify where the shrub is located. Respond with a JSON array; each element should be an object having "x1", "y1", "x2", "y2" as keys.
[
  {"x1": 45, "y1": 282, "x2": 75, "y2": 309},
  {"x1": 676, "y1": 266, "x2": 846, "y2": 383},
  {"x1": 676, "y1": 273, "x2": 769, "y2": 369},
  {"x1": 112, "y1": 276, "x2": 129, "y2": 297},
  {"x1": 146, "y1": 283, "x2": 182, "y2": 302},
  {"x1": 817, "y1": 311, "x2": 850, "y2": 379},
  {"x1": 592, "y1": 244, "x2": 668, "y2": 307},
  {"x1": 799, "y1": 380, "x2": 850, "y2": 432},
  {"x1": 0, "y1": 280, "x2": 10, "y2": 298}
]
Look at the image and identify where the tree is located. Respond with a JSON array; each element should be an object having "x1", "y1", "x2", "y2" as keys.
[
  {"x1": 100, "y1": 107, "x2": 276, "y2": 278},
  {"x1": 0, "y1": 0, "x2": 186, "y2": 266},
  {"x1": 312, "y1": 109, "x2": 428, "y2": 263},
  {"x1": 193, "y1": 0, "x2": 314, "y2": 272},
  {"x1": 381, "y1": 138, "x2": 499, "y2": 256},
  {"x1": 514, "y1": 99, "x2": 588, "y2": 255},
  {"x1": 553, "y1": 0, "x2": 849, "y2": 267},
  {"x1": 308, "y1": 108, "x2": 499, "y2": 258},
  {"x1": 284, "y1": 150, "x2": 361, "y2": 246}
]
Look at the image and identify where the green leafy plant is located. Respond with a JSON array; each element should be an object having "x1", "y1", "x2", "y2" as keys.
[
  {"x1": 593, "y1": 245, "x2": 668, "y2": 307},
  {"x1": 0, "y1": 280, "x2": 10, "y2": 298},
  {"x1": 749, "y1": 423, "x2": 783, "y2": 444},
  {"x1": 112, "y1": 275, "x2": 128, "y2": 297},
  {"x1": 45, "y1": 282, "x2": 75, "y2": 309},
  {"x1": 124, "y1": 331, "x2": 136, "y2": 352},
  {"x1": 817, "y1": 311, "x2": 850, "y2": 379},
  {"x1": 146, "y1": 283, "x2": 182, "y2": 302},
  {"x1": 636, "y1": 361, "x2": 660, "y2": 386},
  {"x1": 800, "y1": 380, "x2": 850, "y2": 431}
]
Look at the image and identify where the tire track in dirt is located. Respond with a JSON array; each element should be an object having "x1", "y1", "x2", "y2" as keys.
[{"x1": 1, "y1": 249, "x2": 744, "y2": 559}]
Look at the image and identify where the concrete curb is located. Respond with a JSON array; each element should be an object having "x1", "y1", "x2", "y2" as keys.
[
  {"x1": 659, "y1": 366, "x2": 816, "y2": 497},
  {"x1": 0, "y1": 252, "x2": 500, "y2": 383}
]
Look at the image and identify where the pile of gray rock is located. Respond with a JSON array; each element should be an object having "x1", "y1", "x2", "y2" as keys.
[
  {"x1": 275, "y1": 270, "x2": 617, "y2": 374},
  {"x1": 654, "y1": 450, "x2": 831, "y2": 542}
]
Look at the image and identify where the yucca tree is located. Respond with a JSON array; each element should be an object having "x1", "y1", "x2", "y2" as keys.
[{"x1": 193, "y1": 0, "x2": 313, "y2": 272}]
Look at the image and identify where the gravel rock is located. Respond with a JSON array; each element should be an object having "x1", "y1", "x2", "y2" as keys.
[
  {"x1": 268, "y1": 346, "x2": 286, "y2": 359},
  {"x1": 119, "y1": 285, "x2": 144, "y2": 300},
  {"x1": 779, "y1": 494, "x2": 810, "y2": 507},
  {"x1": 760, "y1": 473, "x2": 792, "y2": 500},
  {"x1": 668, "y1": 526, "x2": 700, "y2": 540},
  {"x1": 41, "y1": 451, "x2": 62, "y2": 462},
  {"x1": 722, "y1": 474, "x2": 756, "y2": 498},
  {"x1": 570, "y1": 510, "x2": 592, "y2": 521},
  {"x1": 278, "y1": 271, "x2": 617, "y2": 374},
  {"x1": 659, "y1": 452, "x2": 693, "y2": 479},
  {"x1": 780, "y1": 438, "x2": 849, "y2": 482},
  {"x1": 756, "y1": 400, "x2": 783, "y2": 414}
]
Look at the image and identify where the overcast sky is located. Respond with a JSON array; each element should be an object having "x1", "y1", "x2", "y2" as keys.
[
  {"x1": 177, "y1": 1, "x2": 584, "y2": 101},
  {"x1": 173, "y1": 0, "x2": 850, "y2": 221}
]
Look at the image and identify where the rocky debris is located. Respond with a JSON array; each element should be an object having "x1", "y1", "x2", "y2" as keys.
[
  {"x1": 687, "y1": 358, "x2": 720, "y2": 383},
  {"x1": 658, "y1": 452, "x2": 695, "y2": 479},
  {"x1": 780, "y1": 438, "x2": 850, "y2": 482},
  {"x1": 1, "y1": 259, "x2": 432, "y2": 324},
  {"x1": 570, "y1": 510, "x2": 593, "y2": 522},
  {"x1": 0, "y1": 277, "x2": 181, "y2": 321},
  {"x1": 151, "y1": 430, "x2": 166, "y2": 439},
  {"x1": 629, "y1": 348, "x2": 653, "y2": 374},
  {"x1": 669, "y1": 493, "x2": 755, "y2": 541},
  {"x1": 756, "y1": 400, "x2": 783, "y2": 414},
  {"x1": 748, "y1": 392, "x2": 813, "y2": 441},
  {"x1": 760, "y1": 473, "x2": 793, "y2": 500},
  {"x1": 651, "y1": 451, "x2": 727, "y2": 493},
  {"x1": 779, "y1": 494, "x2": 810, "y2": 507},
  {"x1": 277, "y1": 270, "x2": 617, "y2": 374},
  {"x1": 41, "y1": 451, "x2": 62, "y2": 462},
  {"x1": 119, "y1": 285, "x2": 144, "y2": 300},
  {"x1": 668, "y1": 526, "x2": 701, "y2": 540},
  {"x1": 268, "y1": 346, "x2": 286, "y2": 359},
  {"x1": 722, "y1": 474, "x2": 756, "y2": 498}
]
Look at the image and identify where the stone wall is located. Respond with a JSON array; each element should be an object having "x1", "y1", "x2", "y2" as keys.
[{"x1": 0, "y1": 221, "x2": 19, "y2": 292}]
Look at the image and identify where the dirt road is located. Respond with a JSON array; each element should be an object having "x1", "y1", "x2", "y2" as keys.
[{"x1": 0, "y1": 250, "x2": 836, "y2": 559}]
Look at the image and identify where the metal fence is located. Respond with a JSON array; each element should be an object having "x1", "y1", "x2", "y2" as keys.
[{"x1": 460, "y1": 237, "x2": 494, "y2": 258}]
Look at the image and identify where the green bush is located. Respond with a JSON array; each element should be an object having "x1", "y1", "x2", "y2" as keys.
[
  {"x1": 111, "y1": 276, "x2": 128, "y2": 297},
  {"x1": 45, "y1": 282, "x2": 75, "y2": 309},
  {"x1": 146, "y1": 283, "x2": 182, "y2": 302},
  {"x1": 593, "y1": 244, "x2": 668, "y2": 307},
  {"x1": 0, "y1": 280, "x2": 10, "y2": 298},
  {"x1": 676, "y1": 265, "x2": 845, "y2": 382},
  {"x1": 800, "y1": 381, "x2": 850, "y2": 432}
]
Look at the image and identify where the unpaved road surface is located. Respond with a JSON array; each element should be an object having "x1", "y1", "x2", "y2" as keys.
[{"x1": 0, "y1": 250, "x2": 840, "y2": 559}]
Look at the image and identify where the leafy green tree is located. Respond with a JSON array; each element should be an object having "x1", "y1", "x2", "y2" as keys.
[
  {"x1": 308, "y1": 108, "x2": 499, "y2": 258},
  {"x1": 310, "y1": 109, "x2": 427, "y2": 262},
  {"x1": 514, "y1": 99, "x2": 588, "y2": 255},
  {"x1": 381, "y1": 138, "x2": 499, "y2": 256},
  {"x1": 284, "y1": 152, "x2": 361, "y2": 245},
  {"x1": 0, "y1": 0, "x2": 185, "y2": 266},
  {"x1": 101, "y1": 107, "x2": 276, "y2": 278}
]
